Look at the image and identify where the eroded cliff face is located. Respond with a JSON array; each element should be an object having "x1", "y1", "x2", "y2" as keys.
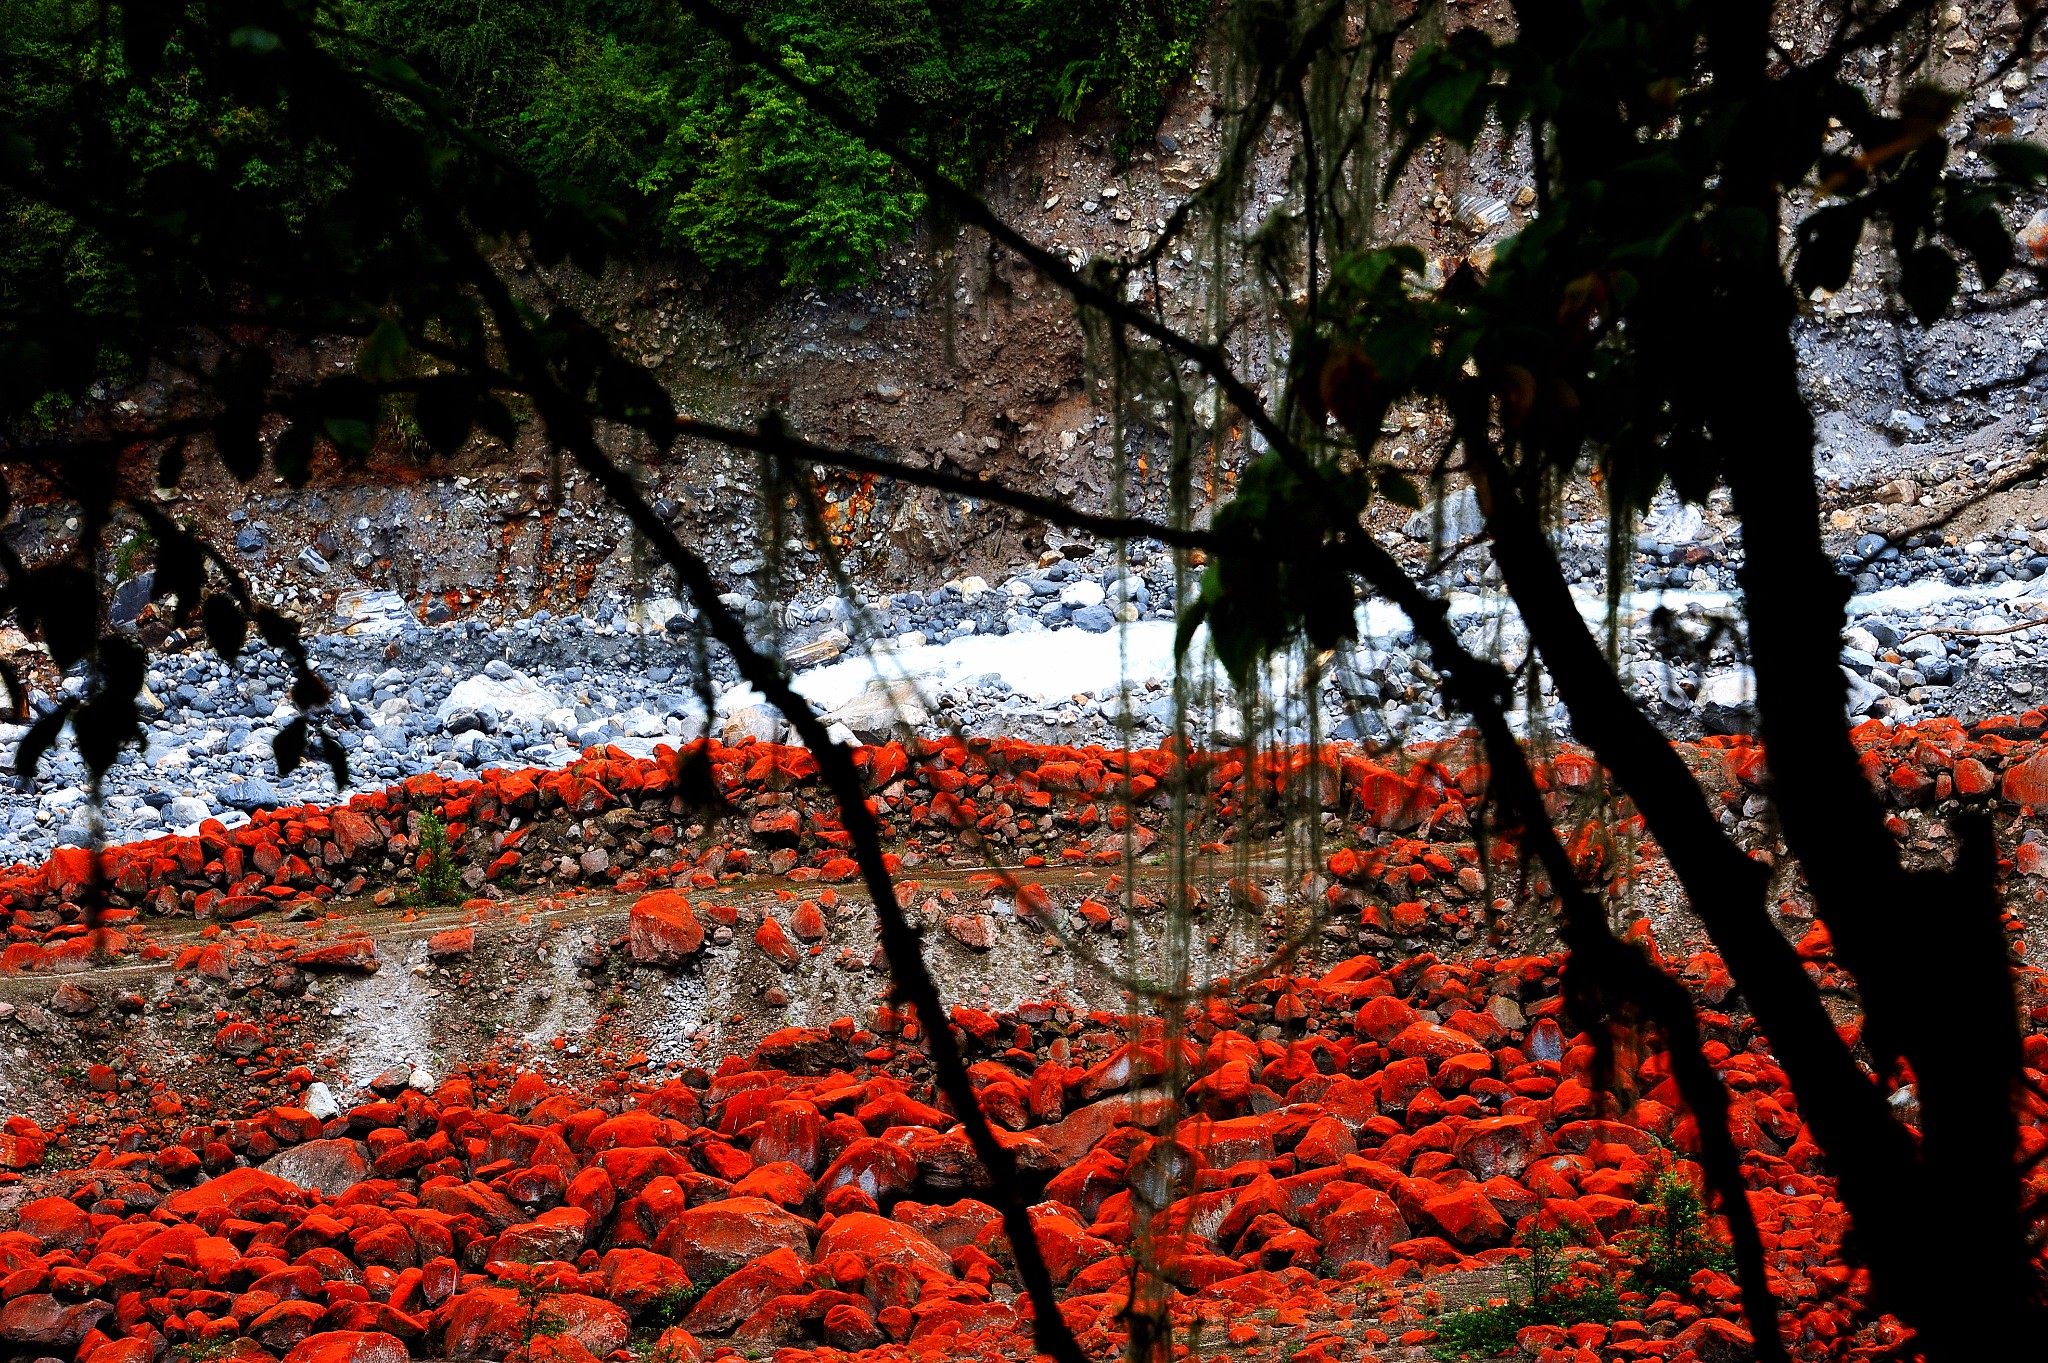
[
  {"x1": 17, "y1": 4, "x2": 2048, "y2": 636},
  {"x1": 9, "y1": 9, "x2": 2048, "y2": 842}
]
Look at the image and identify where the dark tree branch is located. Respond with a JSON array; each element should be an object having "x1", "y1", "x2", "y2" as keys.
[
  {"x1": 245, "y1": 14, "x2": 1092, "y2": 1357},
  {"x1": 674, "y1": 413, "x2": 1232, "y2": 554}
]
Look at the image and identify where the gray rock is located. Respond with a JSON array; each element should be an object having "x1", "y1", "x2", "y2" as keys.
[
  {"x1": 1070, "y1": 604, "x2": 1116, "y2": 633},
  {"x1": 1841, "y1": 665, "x2": 1887, "y2": 717},
  {"x1": 220, "y1": 777, "x2": 284, "y2": 812},
  {"x1": 110, "y1": 572, "x2": 155, "y2": 630},
  {"x1": 1882, "y1": 408, "x2": 1929, "y2": 440},
  {"x1": 261, "y1": 1138, "x2": 369, "y2": 1196},
  {"x1": 819, "y1": 685, "x2": 928, "y2": 742},
  {"x1": 1058, "y1": 579, "x2": 1106, "y2": 610},
  {"x1": 1404, "y1": 486, "x2": 1486, "y2": 543}
]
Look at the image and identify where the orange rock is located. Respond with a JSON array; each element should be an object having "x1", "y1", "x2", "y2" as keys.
[
  {"x1": 1387, "y1": 1021, "x2": 1487, "y2": 1062},
  {"x1": 1954, "y1": 756, "x2": 1996, "y2": 796},
  {"x1": 0, "y1": 1294, "x2": 114, "y2": 1351},
  {"x1": 281, "y1": 1332, "x2": 410, "y2": 1363},
  {"x1": 214, "y1": 1021, "x2": 265, "y2": 1057},
  {"x1": 815, "y1": 1211, "x2": 954, "y2": 1277},
  {"x1": 789, "y1": 900, "x2": 827, "y2": 941},
  {"x1": 682, "y1": 1248, "x2": 807, "y2": 1334},
  {"x1": 942, "y1": 912, "x2": 996, "y2": 951},
  {"x1": 754, "y1": 916, "x2": 799, "y2": 968},
  {"x1": 163, "y1": 1167, "x2": 300, "y2": 1217},
  {"x1": 2004, "y1": 748, "x2": 2048, "y2": 807},
  {"x1": 654, "y1": 1197, "x2": 814, "y2": 1282},
  {"x1": 751, "y1": 1100, "x2": 823, "y2": 1175},
  {"x1": 1422, "y1": 1184, "x2": 1508, "y2": 1247},
  {"x1": 1451, "y1": 1115, "x2": 1549, "y2": 1180},
  {"x1": 330, "y1": 811, "x2": 386, "y2": 861},
  {"x1": 597, "y1": 1248, "x2": 691, "y2": 1317},
  {"x1": 16, "y1": 1197, "x2": 91, "y2": 1252},
  {"x1": 293, "y1": 937, "x2": 380, "y2": 973},
  {"x1": 627, "y1": 892, "x2": 704, "y2": 966}
]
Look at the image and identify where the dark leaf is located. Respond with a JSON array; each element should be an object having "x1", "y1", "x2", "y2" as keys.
[
  {"x1": 1793, "y1": 205, "x2": 1865, "y2": 294},
  {"x1": 675, "y1": 743, "x2": 725, "y2": 811},
  {"x1": 218, "y1": 409, "x2": 264, "y2": 481},
  {"x1": 97, "y1": 636, "x2": 145, "y2": 700},
  {"x1": 596, "y1": 362, "x2": 676, "y2": 448},
  {"x1": 156, "y1": 441, "x2": 187, "y2": 490},
  {"x1": 13, "y1": 696, "x2": 76, "y2": 779},
  {"x1": 312, "y1": 376, "x2": 380, "y2": 456},
  {"x1": 1944, "y1": 201, "x2": 2014, "y2": 287},
  {"x1": 474, "y1": 395, "x2": 518, "y2": 444},
  {"x1": 34, "y1": 567, "x2": 97, "y2": 670},
  {"x1": 1898, "y1": 84, "x2": 1962, "y2": 144},
  {"x1": 122, "y1": 2, "x2": 177, "y2": 78},
  {"x1": 1986, "y1": 140, "x2": 2048, "y2": 186},
  {"x1": 272, "y1": 424, "x2": 317, "y2": 487},
  {"x1": 1173, "y1": 578, "x2": 1214, "y2": 662},
  {"x1": 1815, "y1": 153, "x2": 1869, "y2": 198},
  {"x1": 150, "y1": 524, "x2": 204, "y2": 616},
  {"x1": 356, "y1": 319, "x2": 410, "y2": 382},
  {"x1": 318, "y1": 731, "x2": 350, "y2": 788},
  {"x1": 228, "y1": 26, "x2": 282, "y2": 55},
  {"x1": 414, "y1": 380, "x2": 475, "y2": 455},
  {"x1": 202, "y1": 594, "x2": 247, "y2": 659},
  {"x1": 253, "y1": 605, "x2": 300, "y2": 650},
  {"x1": 1377, "y1": 470, "x2": 1423, "y2": 510},
  {"x1": 274, "y1": 716, "x2": 308, "y2": 775},
  {"x1": 73, "y1": 693, "x2": 140, "y2": 778},
  {"x1": 1900, "y1": 244, "x2": 1960, "y2": 324},
  {"x1": 322, "y1": 415, "x2": 376, "y2": 456}
]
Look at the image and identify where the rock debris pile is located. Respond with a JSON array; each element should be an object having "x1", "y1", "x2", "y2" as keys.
[{"x1": 6, "y1": 917, "x2": 2041, "y2": 1363}]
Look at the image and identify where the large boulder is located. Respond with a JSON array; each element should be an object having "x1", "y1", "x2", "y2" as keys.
[
  {"x1": 1452, "y1": 1115, "x2": 1549, "y2": 1181},
  {"x1": 438, "y1": 1287, "x2": 627, "y2": 1359},
  {"x1": 598, "y1": 1248, "x2": 692, "y2": 1318},
  {"x1": 813, "y1": 1212, "x2": 953, "y2": 1276},
  {"x1": 16, "y1": 1196, "x2": 91, "y2": 1252},
  {"x1": 628, "y1": 893, "x2": 705, "y2": 966},
  {"x1": 282, "y1": 1333, "x2": 411, "y2": 1363},
  {"x1": 0, "y1": 1295, "x2": 112, "y2": 1350},
  {"x1": 263, "y1": 1138, "x2": 371, "y2": 1197},
  {"x1": 163, "y1": 1166, "x2": 300, "y2": 1216},
  {"x1": 683, "y1": 1249, "x2": 807, "y2": 1335},
  {"x1": 654, "y1": 1197, "x2": 814, "y2": 1283},
  {"x1": 437, "y1": 671, "x2": 562, "y2": 729}
]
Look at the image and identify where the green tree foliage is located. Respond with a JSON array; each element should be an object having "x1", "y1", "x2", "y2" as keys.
[
  {"x1": 409, "y1": 810, "x2": 462, "y2": 906},
  {"x1": 1, "y1": 0, "x2": 1208, "y2": 417},
  {"x1": 1428, "y1": 1226, "x2": 1620, "y2": 1360},
  {"x1": 354, "y1": 0, "x2": 1211, "y2": 287},
  {"x1": 1618, "y1": 1167, "x2": 1734, "y2": 1296}
]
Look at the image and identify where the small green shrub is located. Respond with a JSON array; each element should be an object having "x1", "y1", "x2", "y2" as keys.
[
  {"x1": 1617, "y1": 1168, "x2": 1734, "y2": 1295},
  {"x1": 114, "y1": 523, "x2": 156, "y2": 581},
  {"x1": 1428, "y1": 1226, "x2": 1622, "y2": 1360},
  {"x1": 410, "y1": 810, "x2": 463, "y2": 906},
  {"x1": 648, "y1": 1279, "x2": 708, "y2": 1328},
  {"x1": 511, "y1": 1276, "x2": 568, "y2": 1356}
]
